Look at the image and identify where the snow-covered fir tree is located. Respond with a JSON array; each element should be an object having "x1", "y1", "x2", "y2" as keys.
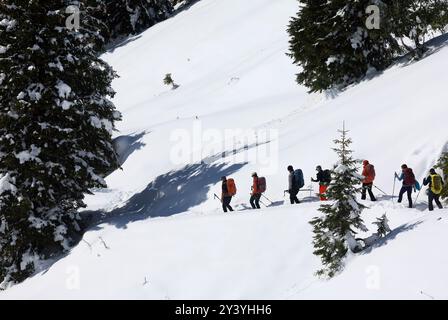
[
  {"x1": 170, "y1": 0, "x2": 197, "y2": 8},
  {"x1": 163, "y1": 73, "x2": 178, "y2": 90},
  {"x1": 287, "y1": 0, "x2": 400, "y2": 92},
  {"x1": 0, "y1": 0, "x2": 121, "y2": 286},
  {"x1": 390, "y1": 0, "x2": 448, "y2": 58},
  {"x1": 164, "y1": 73, "x2": 174, "y2": 86},
  {"x1": 105, "y1": 0, "x2": 173, "y2": 40},
  {"x1": 310, "y1": 125, "x2": 367, "y2": 278},
  {"x1": 373, "y1": 214, "x2": 391, "y2": 237},
  {"x1": 436, "y1": 151, "x2": 448, "y2": 201}
]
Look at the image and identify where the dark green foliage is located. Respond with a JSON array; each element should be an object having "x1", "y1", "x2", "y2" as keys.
[
  {"x1": 0, "y1": 0, "x2": 120, "y2": 286},
  {"x1": 373, "y1": 214, "x2": 391, "y2": 237},
  {"x1": 310, "y1": 125, "x2": 367, "y2": 278},
  {"x1": 389, "y1": 0, "x2": 448, "y2": 58},
  {"x1": 436, "y1": 152, "x2": 448, "y2": 201},
  {"x1": 164, "y1": 73, "x2": 174, "y2": 86},
  {"x1": 105, "y1": 0, "x2": 173, "y2": 40},
  {"x1": 288, "y1": 0, "x2": 448, "y2": 92},
  {"x1": 287, "y1": 0, "x2": 400, "y2": 92}
]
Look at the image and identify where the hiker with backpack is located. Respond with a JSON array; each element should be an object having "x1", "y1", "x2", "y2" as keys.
[
  {"x1": 395, "y1": 164, "x2": 417, "y2": 208},
  {"x1": 287, "y1": 165, "x2": 304, "y2": 204},
  {"x1": 221, "y1": 176, "x2": 235, "y2": 213},
  {"x1": 250, "y1": 172, "x2": 265, "y2": 209},
  {"x1": 361, "y1": 160, "x2": 377, "y2": 201},
  {"x1": 311, "y1": 166, "x2": 331, "y2": 201},
  {"x1": 423, "y1": 168, "x2": 444, "y2": 211}
]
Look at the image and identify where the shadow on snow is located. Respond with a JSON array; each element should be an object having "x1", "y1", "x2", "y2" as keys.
[
  {"x1": 360, "y1": 220, "x2": 424, "y2": 255},
  {"x1": 87, "y1": 161, "x2": 248, "y2": 230},
  {"x1": 113, "y1": 131, "x2": 147, "y2": 166}
]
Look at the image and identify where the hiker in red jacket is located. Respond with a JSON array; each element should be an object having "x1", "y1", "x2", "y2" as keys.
[
  {"x1": 361, "y1": 160, "x2": 377, "y2": 201},
  {"x1": 250, "y1": 172, "x2": 261, "y2": 209},
  {"x1": 395, "y1": 164, "x2": 416, "y2": 208}
]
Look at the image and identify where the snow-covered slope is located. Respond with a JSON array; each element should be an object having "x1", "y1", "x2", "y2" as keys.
[{"x1": 2, "y1": 0, "x2": 448, "y2": 299}]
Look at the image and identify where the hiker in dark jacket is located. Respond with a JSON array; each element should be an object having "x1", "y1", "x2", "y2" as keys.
[
  {"x1": 221, "y1": 176, "x2": 234, "y2": 213},
  {"x1": 287, "y1": 165, "x2": 300, "y2": 204},
  {"x1": 311, "y1": 165, "x2": 330, "y2": 201},
  {"x1": 395, "y1": 164, "x2": 416, "y2": 208},
  {"x1": 423, "y1": 168, "x2": 444, "y2": 211}
]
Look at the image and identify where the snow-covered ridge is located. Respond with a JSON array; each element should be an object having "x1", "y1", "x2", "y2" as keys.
[{"x1": 1, "y1": 0, "x2": 447, "y2": 299}]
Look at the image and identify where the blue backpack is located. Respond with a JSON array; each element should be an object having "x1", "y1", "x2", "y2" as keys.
[
  {"x1": 415, "y1": 180, "x2": 421, "y2": 191},
  {"x1": 294, "y1": 169, "x2": 305, "y2": 189}
]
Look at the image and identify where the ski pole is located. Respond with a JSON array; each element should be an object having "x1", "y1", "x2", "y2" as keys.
[
  {"x1": 414, "y1": 189, "x2": 422, "y2": 204},
  {"x1": 373, "y1": 185, "x2": 388, "y2": 195},
  {"x1": 261, "y1": 194, "x2": 274, "y2": 204},
  {"x1": 392, "y1": 175, "x2": 397, "y2": 203},
  {"x1": 414, "y1": 184, "x2": 423, "y2": 204}
]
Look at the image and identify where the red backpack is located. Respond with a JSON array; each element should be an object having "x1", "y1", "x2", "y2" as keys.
[
  {"x1": 367, "y1": 165, "x2": 376, "y2": 180},
  {"x1": 257, "y1": 177, "x2": 267, "y2": 193},
  {"x1": 403, "y1": 168, "x2": 416, "y2": 186}
]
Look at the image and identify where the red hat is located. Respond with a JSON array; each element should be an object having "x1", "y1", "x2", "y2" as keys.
[{"x1": 363, "y1": 160, "x2": 369, "y2": 166}]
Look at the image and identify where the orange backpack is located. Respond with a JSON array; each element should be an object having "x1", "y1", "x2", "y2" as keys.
[{"x1": 227, "y1": 178, "x2": 237, "y2": 196}]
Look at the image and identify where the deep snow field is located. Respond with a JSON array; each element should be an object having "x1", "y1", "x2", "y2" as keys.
[{"x1": 1, "y1": 0, "x2": 447, "y2": 299}]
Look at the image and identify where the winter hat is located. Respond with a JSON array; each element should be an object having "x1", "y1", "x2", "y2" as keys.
[
  {"x1": 287, "y1": 165, "x2": 294, "y2": 171},
  {"x1": 316, "y1": 165, "x2": 322, "y2": 171},
  {"x1": 430, "y1": 168, "x2": 436, "y2": 174},
  {"x1": 251, "y1": 172, "x2": 257, "y2": 177},
  {"x1": 401, "y1": 164, "x2": 408, "y2": 169},
  {"x1": 363, "y1": 160, "x2": 369, "y2": 166},
  {"x1": 221, "y1": 176, "x2": 227, "y2": 181}
]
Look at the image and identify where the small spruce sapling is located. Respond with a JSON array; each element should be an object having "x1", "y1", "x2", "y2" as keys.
[{"x1": 164, "y1": 73, "x2": 179, "y2": 90}]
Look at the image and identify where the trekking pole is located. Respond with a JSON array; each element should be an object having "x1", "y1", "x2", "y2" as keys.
[
  {"x1": 213, "y1": 193, "x2": 221, "y2": 202},
  {"x1": 261, "y1": 194, "x2": 274, "y2": 205},
  {"x1": 414, "y1": 180, "x2": 423, "y2": 204},
  {"x1": 373, "y1": 185, "x2": 388, "y2": 196},
  {"x1": 392, "y1": 175, "x2": 397, "y2": 203},
  {"x1": 259, "y1": 199, "x2": 268, "y2": 207},
  {"x1": 414, "y1": 189, "x2": 422, "y2": 205}
]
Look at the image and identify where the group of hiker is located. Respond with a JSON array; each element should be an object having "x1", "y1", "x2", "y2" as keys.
[
  {"x1": 218, "y1": 160, "x2": 445, "y2": 213},
  {"x1": 395, "y1": 164, "x2": 445, "y2": 211}
]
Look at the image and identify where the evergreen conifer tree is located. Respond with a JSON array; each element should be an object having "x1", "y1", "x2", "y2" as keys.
[
  {"x1": 373, "y1": 214, "x2": 391, "y2": 237},
  {"x1": 163, "y1": 73, "x2": 178, "y2": 89},
  {"x1": 288, "y1": 0, "x2": 400, "y2": 92},
  {"x1": 0, "y1": 0, "x2": 121, "y2": 286},
  {"x1": 390, "y1": 0, "x2": 448, "y2": 58},
  {"x1": 105, "y1": 0, "x2": 173, "y2": 40},
  {"x1": 310, "y1": 124, "x2": 367, "y2": 278},
  {"x1": 436, "y1": 151, "x2": 448, "y2": 201}
]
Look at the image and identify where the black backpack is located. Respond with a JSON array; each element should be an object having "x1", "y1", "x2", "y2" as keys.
[
  {"x1": 294, "y1": 169, "x2": 305, "y2": 189},
  {"x1": 322, "y1": 170, "x2": 332, "y2": 183}
]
